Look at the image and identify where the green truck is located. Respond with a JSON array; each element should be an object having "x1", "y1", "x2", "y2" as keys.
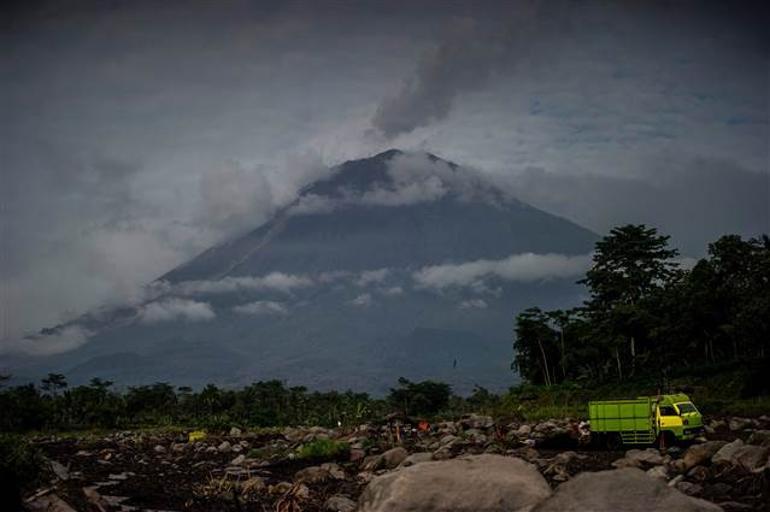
[{"x1": 588, "y1": 393, "x2": 704, "y2": 449}]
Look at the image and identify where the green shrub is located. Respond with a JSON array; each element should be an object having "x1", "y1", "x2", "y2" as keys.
[
  {"x1": 296, "y1": 438, "x2": 349, "y2": 461},
  {"x1": 0, "y1": 434, "x2": 43, "y2": 509}
]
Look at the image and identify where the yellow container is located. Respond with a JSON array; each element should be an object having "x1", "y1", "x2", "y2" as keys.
[{"x1": 188, "y1": 430, "x2": 207, "y2": 442}]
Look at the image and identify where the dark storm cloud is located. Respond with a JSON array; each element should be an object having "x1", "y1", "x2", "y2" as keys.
[{"x1": 505, "y1": 158, "x2": 769, "y2": 256}]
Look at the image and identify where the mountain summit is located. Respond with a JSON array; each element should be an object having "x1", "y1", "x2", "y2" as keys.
[{"x1": 8, "y1": 150, "x2": 597, "y2": 393}]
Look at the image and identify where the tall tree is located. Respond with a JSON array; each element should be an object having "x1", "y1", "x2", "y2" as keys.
[
  {"x1": 40, "y1": 373, "x2": 68, "y2": 396},
  {"x1": 513, "y1": 307, "x2": 559, "y2": 386},
  {"x1": 579, "y1": 225, "x2": 679, "y2": 379}
]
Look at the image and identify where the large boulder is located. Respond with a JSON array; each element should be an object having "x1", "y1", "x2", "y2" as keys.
[
  {"x1": 683, "y1": 441, "x2": 727, "y2": 470},
  {"x1": 747, "y1": 430, "x2": 770, "y2": 447},
  {"x1": 358, "y1": 454, "x2": 551, "y2": 512},
  {"x1": 712, "y1": 439, "x2": 769, "y2": 472},
  {"x1": 532, "y1": 468, "x2": 722, "y2": 512}
]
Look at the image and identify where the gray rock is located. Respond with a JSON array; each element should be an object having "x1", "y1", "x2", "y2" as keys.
[
  {"x1": 358, "y1": 454, "x2": 551, "y2": 512},
  {"x1": 381, "y1": 447, "x2": 408, "y2": 469},
  {"x1": 687, "y1": 465, "x2": 710, "y2": 482},
  {"x1": 516, "y1": 424, "x2": 532, "y2": 436},
  {"x1": 26, "y1": 494, "x2": 78, "y2": 512},
  {"x1": 532, "y1": 468, "x2": 721, "y2": 512},
  {"x1": 676, "y1": 481, "x2": 704, "y2": 496},
  {"x1": 625, "y1": 448, "x2": 665, "y2": 466},
  {"x1": 712, "y1": 439, "x2": 769, "y2": 471},
  {"x1": 295, "y1": 465, "x2": 331, "y2": 484},
  {"x1": 747, "y1": 429, "x2": 770, "y2": 447},
  {"x1": 350, "y1": 448, "x2": 366, "y2": 463},
  {"x1": 49, "y1": 459, "x2": 70, "y2": 480},
  {"x1": 217, "y1": 441, "x2": 232, "y2": 453},
  {"x1": 229, "y1": 454, "x2": 246, "y2": 465},
  {"x1": 683, "y1": 441, "x2": 727, "y2": 470},
  {"x1": 668, "y1": 474, "x2": 685, "y2": 487},
  {"x1": 439, "y1": 434, "x2": 460, "y2": 446},
  {"x1": 229, "y1": 427, "x2": 242, "y2": 437},
  {"x1": 153, "y1": 445, "x2": 166, "y2": 454},
  {"x1": 728, "y1": 418, "x2": 751, "y2": 432},
  {"x1": 321, "y1": 462, "x2": 346, "y2": 480},
  {"x1": 431, "y1": 446, "x2": 454, "y2": 460},
  {"x1": 646, "y1": 465, "x2": 669, "y2": 480},
  {"x1": 324, "y1": 495, "x2": 357, "y2": 512},
  {"x1": 460, "y1": 414, "x2": 494, "y2": 430},
  {"x1": 399, "y1": 452, "x2": 434, "y2": 467}
]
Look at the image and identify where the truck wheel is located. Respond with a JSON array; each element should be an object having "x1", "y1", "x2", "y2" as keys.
[{"x1": 606, "y1": 433, "x2": 623, "y2": 450}]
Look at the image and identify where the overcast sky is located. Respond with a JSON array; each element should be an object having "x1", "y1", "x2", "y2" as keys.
[{"x1": 1, "y1": 0, "x2": 768, "y2": 339}]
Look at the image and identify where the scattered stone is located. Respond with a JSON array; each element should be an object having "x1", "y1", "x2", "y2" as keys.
[
  {"x1": 532, "y1": 468, "x2": 721, "y2": 512},
  {"x1": 241, "y1": 476, "x2": 265, "y2": 495},
  {"x1": 460, "y1": 414, "x2": 494, "y2": 430},
  {"x1": 350, "y1": 448, "x2": 366, "y2": 463},
  {"x1": 324, "y1": 495, "x2": 357, "y2": 512},
  {"x1": 728, "y1": 418, "x2": 751, "y2": 432},
  {"x1": 683, "y1": 441, "x2": 727, "y2": 470},
  {"x1": 229, "y1": 454, "x2": 246, "y2": 466},
  {"x1": 717, "y1": 501, "x2": 755, "y2": 511},
  {"x1": 676, "y1": 482, "x2": 704, "y2": 496},
  {"x1": 747, "y1": 430, "x2": 770, "y2": 447},
  {"x1": 516, "y1": 424, "x2": 532, "y2": 436},
  {"x1": 49, "y1": 459, "x2": 70, "y2": 480},
  {"x1": 229, "y1": 427, "x2": 242, "y2": 437},
  {"x1": 359, "y1": 454, "x2": 551, "y2": 512},
  {"x1": 295, "y1": 465, "x2": 331, "y2": 485},
  {"x1": 646, "y1": 465, "x2": 669, "y2": 480},
  {"x1": 624, "y1": 448, "x2": 665, "y2": 466},
  {"x1": 82, "y1": 487, "x2": 109, "y2": 512},
  {"x1": 269, "y1": 481, "x2": 293, "y2": 495},
  {"x1": 709, "y1": 482, "x2": 733, "y2": 497},
  {"x1": 321, "y1": 462, "x2": 346, "y2": 480},
  {"x1": 687, "y1": 465, "x2": 710, "y2": 482},
  {"x1": 713, "y1": 439, "x2": 770, "y2": 471},
  {"x1": 668, "y1": 474, "x2": 684, "y2": 487},
  {"x1": 153, "y1": 445, "x2": 166, "y2": 454},
  {"x1": 26, "y1": 494, "x2": 78, "y2": 512},
  {"x1": 381, "y1": 447, "x2": 408, "y2": 468},
  {"x1": 217, "y1": 441, "x2": 232, "y2": 453},
  {"x1": 431, "y1": 447, "x2": 453, "y2": 460}
]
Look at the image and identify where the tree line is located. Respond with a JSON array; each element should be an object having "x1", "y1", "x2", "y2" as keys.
[
  {"x1": 0, "y1": 375, "x2": 460, "y2": 432},
  {"x1": 513, "y1": 225, "x2": 769, "y2": 388}
]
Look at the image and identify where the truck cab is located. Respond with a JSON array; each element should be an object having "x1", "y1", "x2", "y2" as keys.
[{"x1": 654, "y1": 393, "x2": 704, "y2": 442}]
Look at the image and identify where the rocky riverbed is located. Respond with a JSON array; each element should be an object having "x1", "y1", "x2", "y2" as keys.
[{"x1": 23, "y1": 415, "x2": 770, "y2": 511}]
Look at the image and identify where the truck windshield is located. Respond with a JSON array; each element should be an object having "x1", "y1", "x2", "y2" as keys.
[{"x1": 676, "y1": 402, "x2": 698, "y2": 414}]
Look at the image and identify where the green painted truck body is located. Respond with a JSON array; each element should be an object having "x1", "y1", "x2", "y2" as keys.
[{"x1": 588, "y1": 393, "x2": 704, "y2": 446}]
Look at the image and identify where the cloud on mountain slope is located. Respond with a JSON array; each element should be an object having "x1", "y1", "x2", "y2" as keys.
[
  {"x1": 0, "y1": 325, "x2": 92, "y2": 356},
  {"x1": 138, "y1": 298, "x2": 215, "y2": 324},
  {"x1": 413, "y1": 253, "x2": 592, "y2": 290},
  {"x1": 169, "y1": 272, "x2": 314, "y2": 296},
  {"x1": 233, "y1": 301, "x2": 288, "y2": 316}
]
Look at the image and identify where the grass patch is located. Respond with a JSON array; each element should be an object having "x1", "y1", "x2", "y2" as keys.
[{"x1": 296, "y1": 438, "x2": 349, "y2": 461}]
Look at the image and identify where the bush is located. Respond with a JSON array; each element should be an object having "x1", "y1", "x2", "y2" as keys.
[
  {"x1": 0, "y1": 434, "x2": 43, "y2": 509},
  {"x1": 296, "y1": 438, "x2": 349, "y2": 461}
]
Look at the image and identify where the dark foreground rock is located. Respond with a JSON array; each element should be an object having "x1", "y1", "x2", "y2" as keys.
[
  {"x1": 358, "y1": 454, "x2": 552, "y2": 512},
  {"x1": 532, "y1": 468, "x2": 723, "y2": 512}
]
